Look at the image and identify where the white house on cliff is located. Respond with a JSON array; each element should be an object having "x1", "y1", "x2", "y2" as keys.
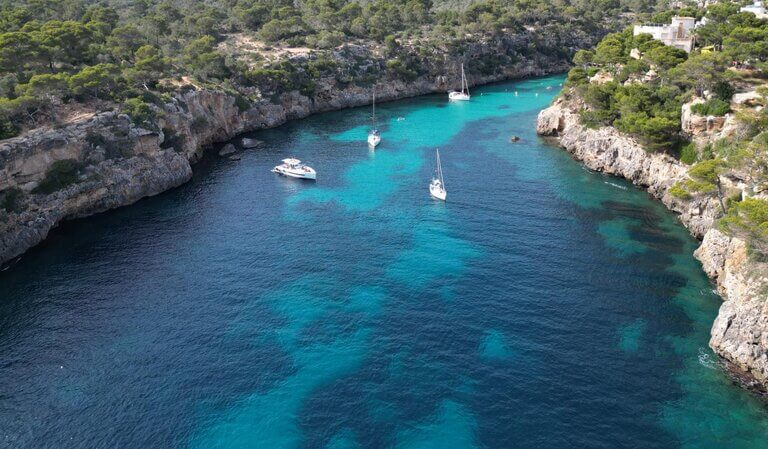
[
  {"x1": 740, "y1": 1, "x2": 768, "y2": 19},
  {"x1": 632, "y1": 16, "x2": 696, "y2": 53}
]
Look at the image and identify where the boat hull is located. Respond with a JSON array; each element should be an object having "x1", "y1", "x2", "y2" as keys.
[
  {"x1": 368, "y1": 134, "x2": 381, "y2": 148},
  {"x1": 272, "y1": 167, "x2": 316, "y2": 180},
  {"x1": 448, "y1": 91, "x2": 470, "y2": 101},
  {"x1": 429, "y1": 184, "x2": 446, "y2": 201}
]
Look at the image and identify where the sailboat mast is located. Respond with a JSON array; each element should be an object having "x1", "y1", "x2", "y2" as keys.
[
  {"x1": 462, "y1": 64, "x2": 469, "y2": 95},
  {"x1": 436, "y1": 149, "x2": 444, "y2": 187},
  {"x1": 372, "y1": 90, "x2": 376, "y2": 126}
]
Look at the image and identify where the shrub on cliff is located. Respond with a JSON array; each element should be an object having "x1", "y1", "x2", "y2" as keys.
[
  {"x1": 670, "y1": 159, "x2": 729, "y2": 205},
  {"x1": 244, "y1": 60, "x2": 315, "y2": 96},
  {"x1": 691, "y1": 98, "x2": 730, "y2": 117},
  {"x1": 669, "y1": 182, "x2": 691, "y2": 199},
  {"x1": 385, "y1": 58, "x2": 418, "y2": 81},
  {"x1": 306, "y1": 30, "x2": 345, "y2": 49},
  {"x1": 712, "y1": 81, "x2": 735, "y2": 101},
  {"x1": 15, "y1": 74, "x2": 71, "y2": 103},
  {"x1": 0, "y1": 96, "x2": 44, "y2": 136},
  {"x1": 0, "y1": 117, "x2": 18, "y2": 139},
  {"x1": 678, "y1": 142, "x2": 697, "y2": 164},
  {"x1": 33, "y1": 159, "x2": 84, "y2": 195},
  {"x1": 122, "y1": 98, "x2": 157, "y2": 129},
  {"x1": 688, "y1": 158, "x2": 725, "y2": 189},
  {"x1": 719, "y1": 197, "x2": 768, "y2": 257},
  {"x1": 565, "y1": 68, "x2": 589, "y2": 88},
  {"x1": 0, "y1": 187, "x2": 24, "y2": 213}
]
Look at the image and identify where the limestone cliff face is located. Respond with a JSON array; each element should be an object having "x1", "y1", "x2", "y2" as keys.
[
  {"x1": 0, "y1": 47, "x2": 574, "y2": 266},
  {"x1": 0, "y1": 113, "x2": 192, "y2": 264},
  {"x1": 696, "y1": 230, "x2": 768, "y2": 390},
  {"x1": 537, "y1": 97, "x2": 768, "y2": 393},
  {"x1": 536, "y1": 97, "x2": 720, "y2": 238},
  {"x1": 680, "y1": 98, "x2": 737, "y2": 147}
]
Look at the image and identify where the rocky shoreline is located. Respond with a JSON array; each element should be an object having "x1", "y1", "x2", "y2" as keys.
[
  {"x1": 537, "y1": 96, "x2": 768, "y2": 395},
  {"x1": 0, "y1": 49, "x2": 575, "y2": 267}
]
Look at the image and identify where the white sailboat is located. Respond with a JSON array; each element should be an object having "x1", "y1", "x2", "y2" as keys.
[
  {"x1": 367, "y1": 90, "x2": 381, "y2": 148},
  {"x1": 448, "y1": 64, "x2": 470, "y2": 101},
  {"x1": 429, "y1": 149, "x2": 447, "y2": 201}
]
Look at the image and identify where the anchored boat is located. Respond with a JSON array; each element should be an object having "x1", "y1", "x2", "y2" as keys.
[
  {"x1": 448, "y1": 64, "x2": 470, "y2": 101},
  {"x1": 272, "y1": 158, "x2": 316, "y2": 180},
  {"x1": 368, "y1": 90, "x2": 381, "y2": 148},
  {"x1": 429, "y1": 149, "x2": 447, "y2": 201}
]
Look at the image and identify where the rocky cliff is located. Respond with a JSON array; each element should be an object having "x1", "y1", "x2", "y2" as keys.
[
  {"x1": 537, "y1": 97, "x2": 768, "y2": 394},
  {"x1": 0, "y1": 40, "x2": 578, "y2": 266}
]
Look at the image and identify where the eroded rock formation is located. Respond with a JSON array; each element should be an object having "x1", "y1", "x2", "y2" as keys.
[{"x1": 537, "y1": 96, "x2": 768, "y2": 393}]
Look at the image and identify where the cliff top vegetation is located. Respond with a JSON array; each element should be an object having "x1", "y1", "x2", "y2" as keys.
[
  {"x1": 562, "y1": 0, "x2": 768, "y2": 257},
  {"x1": 0, "y1": 0, "x2": 666, "y2": 140}
]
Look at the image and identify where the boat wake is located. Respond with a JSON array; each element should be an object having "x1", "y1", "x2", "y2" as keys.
[
  {"x1": 698, "y1": 348, "x2": 719, "y2": 370},
  {"x1": 604, "y1": 181, "x2": 628, "y2": 190}
]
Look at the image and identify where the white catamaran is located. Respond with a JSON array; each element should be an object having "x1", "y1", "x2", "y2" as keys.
[
  {"x1": 429, "y1": 149, "x2": 447, "y2": 201},
  {"x1": 367, "y1": 90, "x2": 381, "y2": 148},
  {"x1": 448, "y1": 64, "x2": 470, "y2": 101}
]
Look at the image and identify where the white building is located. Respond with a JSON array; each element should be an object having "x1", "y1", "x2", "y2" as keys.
[
  {"x1": 740, "y1": 1, "x2": 768, "y2": 19},
  {"x1": 633, "y1": 16, "x2": 697, "y2": 53}
]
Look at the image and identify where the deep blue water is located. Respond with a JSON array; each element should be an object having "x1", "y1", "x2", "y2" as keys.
[{"x1": 1, "y1": 76, "x2": 767, "y2": 449}]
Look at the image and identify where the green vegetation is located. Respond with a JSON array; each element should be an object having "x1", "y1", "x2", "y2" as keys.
[
  {"x1": 568, "y1": 4, "x2": 768, "y2": 256},
  {"x1": 566, "y1": 3, "x2": 768, "y2": 154},
  {"x1": 122, "y1": 98, "x2": 157, "y2": 129},
  {"x1": 690, "y1": 98, "x2": 730, "y2": 116},
  {"x1": 669, "y1": 182, "x2": 691, "y2": 199},
  {"x1": 719, "y1": 198, "x2": 768, "y2": 258},
  {"x1": 671, "y1": 158, "x2": 725, "y2": 197},
  {"x1": 566, "y1": 27, "x2": 692, "y2": 151},
  {"x1": 0, "y1": 0, "x2": 670, "y2": 139},
  {"x1": 679, "y1": 142, "x2": 697, "y2": 164},
  {"x1": 0, "y1": 187, "x2": 24, "y2": 212},
  {"x1": 33, "y1": 159, "x2": 83, "y2": 195},
  {"x1": 577, "y1": 76, "x2": 684, "y2": 151}
]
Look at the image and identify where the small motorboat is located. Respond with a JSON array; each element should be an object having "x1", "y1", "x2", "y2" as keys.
[
  {"x1": 272, "y1": 158, "x2": 316, "y2": 180},
  {"x1": 429, "y1": 149, "x2": 447, "y2": 201}
]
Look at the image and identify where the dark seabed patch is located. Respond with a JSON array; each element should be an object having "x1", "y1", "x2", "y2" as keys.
[{"x1": 1, "y1": 75, "x2": 768, "y2": 449}]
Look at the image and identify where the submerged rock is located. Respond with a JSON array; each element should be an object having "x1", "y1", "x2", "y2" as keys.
[
  {"x1": 241, "y1": 138, "x2": 263, "y2": 149},
  {"x1": 218, "y1": 143, "x2": 237, "y2": 156}
]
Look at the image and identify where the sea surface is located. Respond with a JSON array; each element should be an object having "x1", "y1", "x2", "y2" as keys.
[{"x1": 1, "y1": 76, "x2": 767, "y2": 448}]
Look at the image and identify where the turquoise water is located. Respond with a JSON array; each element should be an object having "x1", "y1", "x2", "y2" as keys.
[{"x1": 1, "y1": 75, "x2": 767, "y2": 448}]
